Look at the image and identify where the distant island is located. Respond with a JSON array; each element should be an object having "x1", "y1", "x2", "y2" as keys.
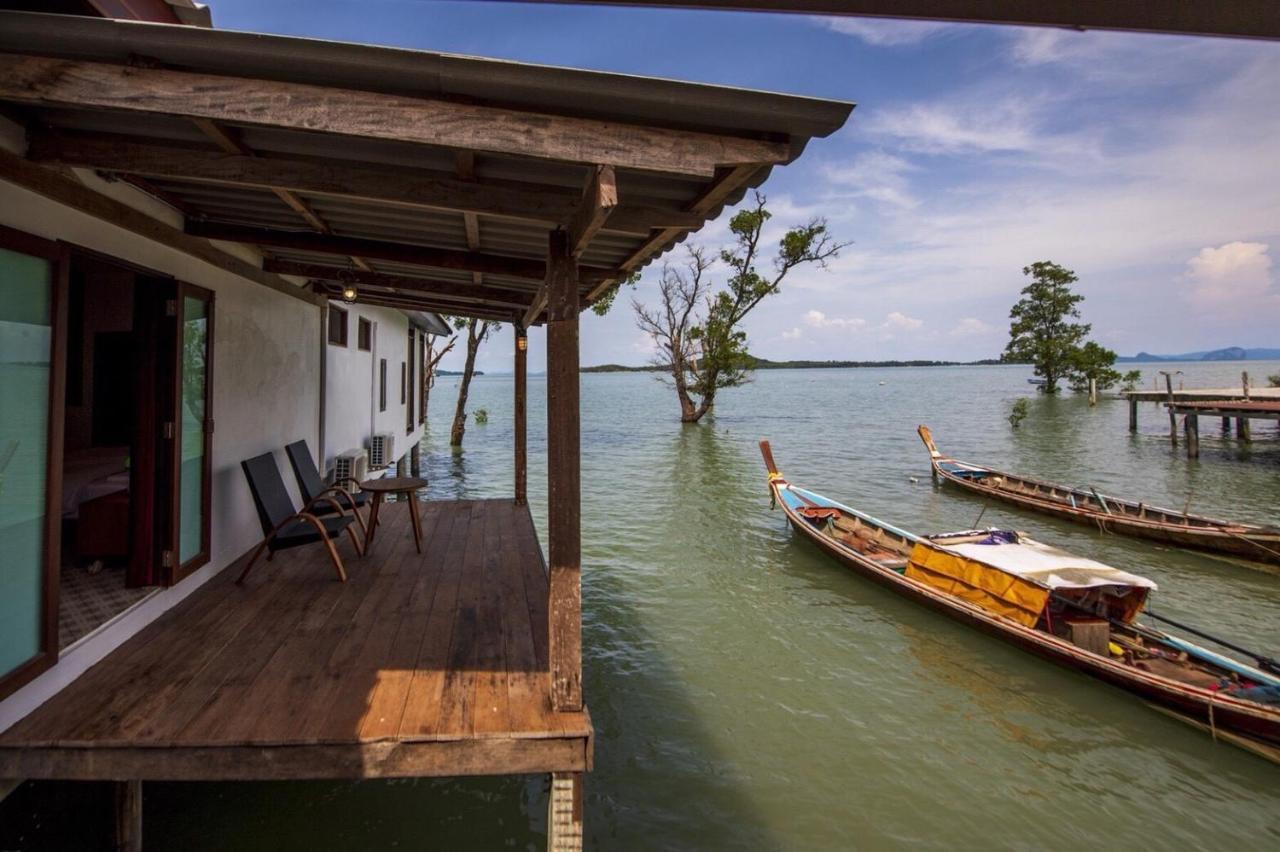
[
  {"x1": 583, "y1": 357, "x2": 1004, "y2": 373},
  {"x1": 1118, "y1": 346, "x2": 1280, "y2": 363},
  {"x1": 436, "y1": 369, "x2": 484, "y2": 376}
]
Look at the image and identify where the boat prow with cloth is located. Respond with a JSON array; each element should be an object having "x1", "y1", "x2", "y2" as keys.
[
  {"x1": 917, "y1": 424, "x2": 1280, "y2": 571},
  {"x1": 760, "y1": 440, "x2": 1280, "y2": 763}
]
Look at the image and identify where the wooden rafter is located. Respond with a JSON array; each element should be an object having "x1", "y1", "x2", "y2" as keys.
[
  {"x1": 455, "y1": 151, "x2": 484, "y2": 287},
  {"x1": 268, "y1": 260, "x2": 533, "y2": 308},
  {"x1": 0, "y1": 54, "x2": 790, "y2": 176},
  {"x1": 316, "y1": 286, "x2": 517, "y2": 323},
  {"x1": 585, "y1": 163, "x2": 762, "y2": 302},
  {"x1": 188, "y1": 118, "x2": 372, "y2": 271},
  {"x1": 0, "y1": 148, "x2": 319, "y2": 305},
  {"x1": 26, "y1": 132, "x2": 708, "y2": 235},
  {"x1": 187, "y1": 221, "x2": 618, "y2": 282},
  {"x1": 523, "y1": 165, "x2": 619, "y2": 327}
]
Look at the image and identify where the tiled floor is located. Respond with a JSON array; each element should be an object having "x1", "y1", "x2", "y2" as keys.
[{"x1": 58, "y1": 563, "x2": 153, "y2": 649}]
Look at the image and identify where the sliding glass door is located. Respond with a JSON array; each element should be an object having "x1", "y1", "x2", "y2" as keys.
[
  {"x1": 0, "y1": 228, "x2": 64, "y2": 697},
  {"x1": 170, "y1": 283, "x2": 213, "y2": 582}
]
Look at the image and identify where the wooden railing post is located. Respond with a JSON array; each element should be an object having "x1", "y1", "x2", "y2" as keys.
[
  {"x1": 514, "y1": 324, "x2": 528, "y2": 505},
  {"x1": 545, "y1": 229, "x2": 582, "y2": 712}
]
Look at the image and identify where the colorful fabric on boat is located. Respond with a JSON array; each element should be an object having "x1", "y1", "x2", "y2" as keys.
[
  {"x1": 939, "y1": 539, "x2": 1157, "y2": 592},
  {"x1": 905, "y1": 543, "x2": 1050, "y2": 627}
]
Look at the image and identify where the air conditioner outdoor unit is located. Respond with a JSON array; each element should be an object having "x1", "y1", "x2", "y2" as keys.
[
  {"x1": 369, "y1": 433, "x2": 395, "y2": 469},
  {"x1": 333, "y1": 449, "x2": 368, "y2": 489}
]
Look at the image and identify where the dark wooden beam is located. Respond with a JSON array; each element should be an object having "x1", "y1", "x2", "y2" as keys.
[
  {"x1": 0, "y1": 55, "x2": 790, "y2": 176},
  {"x1": 266, "y1": 260, "x2": 534, "y2": 308},
  {"x1": 514, "y1": 325, "x2": 528, "y2": 506},
  {"x1": 521, "y1": 1, "x2": 1280, "y2": 40},
  {"x1": 27, "y1": 132, "x2": 706, "y2": 234},
  {"x1": 567, "y1": 164, "x2": 619, "y2": 258},
  {"x1": 188, "y1": 221, "x2": 618, "y2": 282},
  {"x1": 545, "y1": 228, "x2": 582, "y2": 713},
  {"x1": 0, "y1": 149, "x2": 321, "y2": 305},
  {"x1": 316, "y1": 288, "x2": 517, "y2": 323},
  {"x1": 586, "y1": 163, "x2": 761, "y2": 302}
]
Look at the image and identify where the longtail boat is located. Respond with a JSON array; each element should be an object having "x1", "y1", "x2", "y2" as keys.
[
  {"x1": 918, "y1": 425, "x2": 1280, "y2": 570},
  {"x1": 760, "y1": 440, "x2": 1280, "y2": 763}
]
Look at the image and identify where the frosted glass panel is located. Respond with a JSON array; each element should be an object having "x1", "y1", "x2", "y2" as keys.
[
  {"x1": 0, "y1": 247, "x2": 52, "y2": 678},
  {"x1": 178, "y1": 295, "x2": 207, "y2": 564}
]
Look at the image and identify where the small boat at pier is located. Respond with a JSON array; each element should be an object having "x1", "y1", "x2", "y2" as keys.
[
  {"x1": 917, "y1": 425, "x2": 1280, "y2": 570},
  {"x1": 759, "y1": 440, "x2": 1280, "y2": 762}
]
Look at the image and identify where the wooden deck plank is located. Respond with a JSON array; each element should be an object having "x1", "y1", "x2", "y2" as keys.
[{"x1": 0, "y1": 499, "x2": 590, "y2": 781}]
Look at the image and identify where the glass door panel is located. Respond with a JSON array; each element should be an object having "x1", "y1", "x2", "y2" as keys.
[
  {"x1": 0, "y1": 247, "x2": 52, "y2": 680},
  {"x1": 176, "y1": 292, "x2": 210, "y2": 568}
]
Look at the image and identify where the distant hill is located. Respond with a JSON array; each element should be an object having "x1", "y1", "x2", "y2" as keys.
[
  {"x1": 582, "y1": 357, "x2": 1004, "y2": 373},
  {"x1": 1118, "y1": 346, "x2": 1280, "y2": 363},
  {"x1": 436, "y1": 369, "x2": 484, "y2": 376}
]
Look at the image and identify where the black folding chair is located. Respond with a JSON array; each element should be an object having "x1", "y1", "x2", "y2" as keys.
[
  {"x1": 237, "y1": 451, "x2": 363, "y2": 584},
  {"x1": 285, "y1": 440, "x2": 369, "y2": 538}
]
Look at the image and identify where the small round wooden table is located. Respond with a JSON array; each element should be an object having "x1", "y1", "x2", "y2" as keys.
[{"x1": 359, "y1": 476, "x2": 429, "y2": 553}]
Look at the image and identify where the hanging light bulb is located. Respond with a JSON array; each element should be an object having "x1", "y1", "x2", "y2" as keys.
[{"x1": 341, "y1": 283, "x2": 358, "y2": 303}]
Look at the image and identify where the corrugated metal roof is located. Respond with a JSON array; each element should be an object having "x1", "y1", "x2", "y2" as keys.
[{"x1": 0, "y1": 10, "x2": 854, "y2": 321}]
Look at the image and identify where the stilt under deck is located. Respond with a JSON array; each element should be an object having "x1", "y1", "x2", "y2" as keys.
[{"x1": 0, "y1": 500, "x2": 592, "y2": 780}]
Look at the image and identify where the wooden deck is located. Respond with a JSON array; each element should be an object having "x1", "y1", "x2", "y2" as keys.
[{"x1": 0, "y1": 499, "x2": 592, "y2": 780}]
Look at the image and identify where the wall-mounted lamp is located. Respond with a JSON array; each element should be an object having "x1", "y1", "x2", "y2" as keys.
[
  {"x1": 341, "y1": 283, "x2": 358, "y2": 303},
  {"x1": 517, "y1": 334, "x2": 528, "y2": 351}
]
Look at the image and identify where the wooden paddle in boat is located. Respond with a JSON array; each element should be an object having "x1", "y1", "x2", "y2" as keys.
[
  {"x1": 917, "y1": 425, "x2": 1280, "y2": 571},
  {"x1": 760, "y1": 439, "x2": 1280, "y2": 763}
]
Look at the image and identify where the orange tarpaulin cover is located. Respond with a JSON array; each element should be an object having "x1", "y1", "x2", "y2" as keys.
[{"x1": 905, "y1": 543, "x2": 1050, "y2": 627}]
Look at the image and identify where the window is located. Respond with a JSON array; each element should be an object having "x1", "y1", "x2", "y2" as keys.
[
  {"x1": 357, "y1": 317, "x2": 372, "y2": 351},
  {"x1": 401, "y1": 362, "x2": 407, "y2": 405},
  {"x1": 406, "y1": 330, "x2": 415, "y2": 434},
  {"x1": 418, "y1": 331, "x2": 427, "y2": 425},
  {"x1": 379, "y1": 359, "x2": 387, "y2": 412},
  {"x1": 327, "y1": 306, "x2": 348, "y2": 346}
]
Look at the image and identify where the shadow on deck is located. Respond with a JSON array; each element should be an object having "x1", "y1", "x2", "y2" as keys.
[{"x1": 0, "y1": 499, "x2": 592, "y2": 780}]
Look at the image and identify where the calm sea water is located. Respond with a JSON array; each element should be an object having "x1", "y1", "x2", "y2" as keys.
[{"x1": 14, "y1": 362, "x2": 1280, "y2": 849}]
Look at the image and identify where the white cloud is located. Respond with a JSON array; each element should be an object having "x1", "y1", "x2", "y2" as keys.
[
  {"x1": 826, "y1": 150, "x2": 920, "y2": 209},
  {"x1": 805, "y1": 309, "x2": 867, "y2": 330},
  {"x1": 1184, "y1": 241, "x2": 1276, "y2": 316},
  {"x1": 864, "y1": 100, "x2": 1049, "y2": 156},
  {"x1": 881, "y1": 311, "x2": 924, "y2": 332},
  {"x1": 815, "y1": 16, "x2": 953, "y2": 46},
  {"x1": 949, "y1": 317, "x2": 996, "y2": 337},
  {"x1": 781, "y1": 326, "x2": 804, "y2": 340}
]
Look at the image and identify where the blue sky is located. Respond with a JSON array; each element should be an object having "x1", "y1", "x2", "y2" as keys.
[{"x1": 209, "y1": 1, "x2": 1280, "y2": 371}]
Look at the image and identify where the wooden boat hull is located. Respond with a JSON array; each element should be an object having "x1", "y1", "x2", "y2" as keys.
[
  {"x1": 760, "y1": 442, "x2": 1280, "y2": 761},
  {"x1": 917, "y1": 426, "x2": 1280, "y2": 570}
]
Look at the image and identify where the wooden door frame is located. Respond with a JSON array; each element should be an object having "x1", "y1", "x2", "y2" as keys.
[
  {"x1": 167, "y1": 281, "x2": 215, "y2": 585},
  {"x1": 0, "y1": 224, "x2": 67, "y2": 701}
]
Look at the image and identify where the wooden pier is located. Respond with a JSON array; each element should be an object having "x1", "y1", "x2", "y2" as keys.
[
  {"x1": 1123, "y1": 373, "x2": 1280, "y2": 452},
  {"x1": 1170, "y1": 400, "x2": 1280, "y2": 458}
]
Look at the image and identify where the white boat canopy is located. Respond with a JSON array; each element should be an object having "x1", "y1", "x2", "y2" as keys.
[{"x1": 940, "y1": 539, "x2": 1158, "y2": 592}]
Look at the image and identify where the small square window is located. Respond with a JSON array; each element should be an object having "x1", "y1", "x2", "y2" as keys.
[
  {"x1": 327, "y1": 306, "x2": 348, "y2": 346},
  {"x1": 357, "y1": 317, "x2": 372, "y2": 351}
]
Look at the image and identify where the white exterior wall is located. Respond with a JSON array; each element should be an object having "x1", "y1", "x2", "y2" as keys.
[
  {"x1": 324, "y1": 304, "x2": 425, "y2": 474},
  {"x1": 0, "y1": 165, "x2": 324, "y2": 730}
]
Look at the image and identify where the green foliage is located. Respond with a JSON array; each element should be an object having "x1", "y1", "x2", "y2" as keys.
[
  {"x1": 1269, "y1": 373, "x2": 1280, "y2": 388},
  {"x1": 1003, "y1": 261, "x2": 1090, "y2": 394},
  {"x1": 472, "y1": 408, "x2": 489, "y2": 424},
  {"x1": 1008, "y1": 398, "x2": 1029, "y2": 428},
  {"x1": 1121, "y1": 369, "x2": 1144, "y2": 391},
  {"x1": 633, "y1": 192, "x2": 846, "y2": 422},
  {"x1": 589, "y1": 271, "x2": 641, "y2": 316},
  {"x1": 1067, "y1": 341, "x2": 1124, "y2": 393}
]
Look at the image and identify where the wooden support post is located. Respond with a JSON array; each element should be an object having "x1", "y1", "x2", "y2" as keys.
[
  {"x1": 547, "y1": 772, "x2": 584, "y2": 852},
  {"x1": 410, "y1": 443, "x2": 421, "y2": 478},
  {"x1": 1163, "y1": 372, "x2": 1177, "y2": 445},
  {"x1": 1237, "y1": 416, "x2": 1252, "y2": 442},
  {"x1": 545, "y1": 229, "x2": 582, "y2": 712},
  {"x1": 1088, "y1": 377, "x2": 1097, "y2": 406},
  {"x1": 1186, "y1": 414, "x2": 1199, "y2": 459},
  {"x1": 114, "y1": 780, "x2": 142, "y2": 852},
  {"x1": 1128, "y1": 397, "x2": 1138, "y2": 432},
  {"x1": 1222, "y1": 416, "x2": 1231, "y2": 432},
  {"x1": 1243, "y1": 370, "x2": 1251, "y2": 400},
  {"x1": 515, "y1": 325, "x2": 529, "y2": 506}
]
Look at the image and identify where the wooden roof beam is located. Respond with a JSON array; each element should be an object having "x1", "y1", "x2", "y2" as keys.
[
  {"x1": 267, "y1": 260, "x2": 534, "y2": 308},
  {"x1": 186, "y1": 221, "x2": 620, "y2": 282},
  {"x1": 188, "y1": 118, "x2": 372, "y2": 271},
  {"x1": 455, "y1": 150, "x2": 484, "y2": 287},
  {"x1": 317, "y1": 286, "x2": 517, "y2": 323},
  {"x1": 0, "y1": 54, "x2": 790, "y2": 177},
  {"x1": 26, "y1": 132, "x2": 707, "y2": 235}
]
